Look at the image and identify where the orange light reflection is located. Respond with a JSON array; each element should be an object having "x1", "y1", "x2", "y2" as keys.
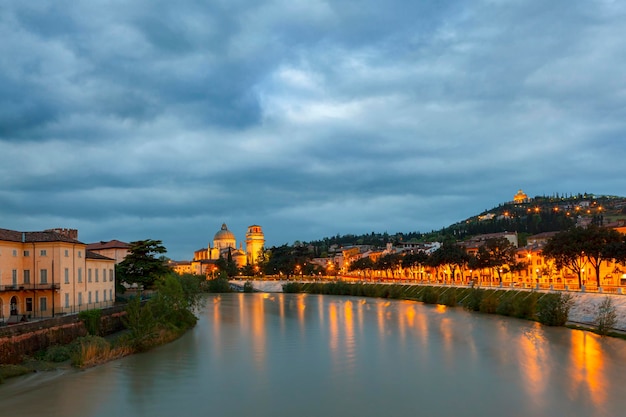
[{"x1": 569, "y1": 331, "x2": 607, "y2": 408}]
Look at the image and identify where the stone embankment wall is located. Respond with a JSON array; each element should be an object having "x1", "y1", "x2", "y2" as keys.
[{"x1": 0, "y1": 305, "x2": 127, "y2": 364}]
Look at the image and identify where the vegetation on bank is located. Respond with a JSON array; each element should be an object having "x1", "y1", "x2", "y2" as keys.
[
  {"x1": 283, "y1": 282, "x2": 621, "y2": 332},
  {"x1": 1, "y1": 273, "x2": 204, "y2": 383}
]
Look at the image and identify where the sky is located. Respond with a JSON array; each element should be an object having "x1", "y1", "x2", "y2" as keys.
[{"x1": 1, "y1": 0, "x2": 625, "y2": 260}]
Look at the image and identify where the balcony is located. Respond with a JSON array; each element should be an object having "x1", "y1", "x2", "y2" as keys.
[{"x1": 0, "y1": 283, "x2": 60, "y2": 292}]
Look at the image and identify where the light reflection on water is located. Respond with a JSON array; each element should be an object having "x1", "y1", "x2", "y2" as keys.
[{"x1": 1, "y1": 293, "x2": 626, "y2": 417}]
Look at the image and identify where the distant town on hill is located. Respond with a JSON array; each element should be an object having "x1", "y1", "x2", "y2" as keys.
[{"x1": 305, "y1": 192, "x2": 626, "y2": 252}]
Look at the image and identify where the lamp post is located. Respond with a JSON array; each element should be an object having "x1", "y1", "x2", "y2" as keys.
[{"x1": 536, "y1": 268, "x2": 540, "y2": 289}]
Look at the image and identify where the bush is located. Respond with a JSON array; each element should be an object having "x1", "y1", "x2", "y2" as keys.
[
  {"x1": 243, "y1": 281, "x2": 255, "y2": 293},
  {"x1": 78, "y1": 309, "x2": 102, "y2": 336},
  {"x1": 463, "y1": 289, "x2": 484, "y2": 312},
  {"x1": 282, "y1": 282, "x2": 303, "y2": 293},
  {"x1": 440, "y1": 288, "x2": 457, "y2": 307},
  {"x1": 479, "y1": 294, "x2": 499, "y2": 314},
  {"x1": 496, "y1": 293, "x2": 515, "y2": 316},
  {"x1": 206, "y1": 277, "x2": 232, "y2": 293},
  {"x1": 536, "y1": 293, "x2": 573, "y2": 326},
  {"x1": 42, "y1": 345, "x2": 73, "y2": 363},
  {"x1": 512, "y1": 292, "x2": 538, "y2": 320},
  {"x1": 421, "y1": 287, "x2": 439, "y2": 304},
  {"x1": 594, "y1": 296, "x2": 617, "y2": 336}
]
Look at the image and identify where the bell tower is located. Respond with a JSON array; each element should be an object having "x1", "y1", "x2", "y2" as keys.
[{"x1": 245, "y1": 225, "x2": 265, "y2": 265}]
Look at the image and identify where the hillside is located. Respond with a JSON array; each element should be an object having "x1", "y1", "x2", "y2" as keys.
[{"x1": 306, "y1": 193, "x2": 626, "y2": 250}]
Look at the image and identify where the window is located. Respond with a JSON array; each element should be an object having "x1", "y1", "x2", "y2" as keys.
[
  {"x1": 40, "y1": 269, "x2": 48, "y2": 284},
  {"x1": 104, "y1": 291, "x2": 107, "y2": 302},
  {"x1": 24, "y1": 270, "x2": 30, "y2": 284},
  {"x1": 64, "y1": 249, "x2": 69, "y2": 257},
  {"x1": 12, "y1": 269, "x2": 17, "y2": 285},
  {"x1": 88, "y1": 291, "x2": 92, "y2": 304},
  {"x1": 78, "y1": 251, "x2": 82, "y2": 258},
  {"x1": 26, "y1": 298, "x2": 33, "y2": 312},
  {"x1": 12, "y1": 249, "x2": 17, "y2": 257},
  {"x1": 109, "y1": 289, "x2": 113, "y2": 301},
  {"x1": 88, "y1": 269, "x2": 92, "y2": 283},
  {"x1": 78, "y1": 268, "x2": 82, "y2": 283},
  {"x1": 95, "y1": 269, "x2": 99, "y2": 282},
  {"x1": 110, "y1": 269, "x2": 114, "y2": 282},
  {"x1": 24, "y1": 250, "x2": 30, "y2": 257},
  {"x1": 65, "y1": 293, "x2": 69, "y2": 308},
  {"x1": 78, "y1": 293, "x2": 82, "y2": 306},
  {"x1": 64, "y1": 268, "x2": 69, "y2": 284},
  {"x1": 95, "y1": 291, "x2": 99, "y2": 303},
  {"x1": 40, "y1": 297, "x2": 47, "y2": 312},
  {"x1": 40, "y1": 249, "x2": 47, "y2": 256},
  {"x1": 103, "y1": 268, "x2": 107, "y2": 282}
]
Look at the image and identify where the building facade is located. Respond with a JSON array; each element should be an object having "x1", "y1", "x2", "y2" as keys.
[
  {"x1": 86, "y1": 239, "x2": 130, "y2": 264},
  {"x1": 0, "y1": 228, "x2": 116, "y2": 323},
  {"x1": 173, "y1": 224, "x2": 265, "y2": 277}
]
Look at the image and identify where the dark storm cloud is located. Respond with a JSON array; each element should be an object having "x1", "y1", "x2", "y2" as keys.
[{"x1": 1, "y1": 0, "x2": 626, "y2": 259}]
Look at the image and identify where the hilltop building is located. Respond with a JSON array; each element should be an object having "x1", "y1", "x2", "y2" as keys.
[
  {"x1": 0, "y1": 228, "x2": 115, "y2": 323},
  {"x1": 513, "y1": 189, "x2": 529, "y2": 203}
]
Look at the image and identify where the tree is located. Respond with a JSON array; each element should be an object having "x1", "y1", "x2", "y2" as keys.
[
  {"x1": 478, "y1": 237, "x2": 518, "y2": 283},
  {"x1": 349, "y1": 257, "x2": 375, "y2": 280},
  {"x1": 429, "y1": 242, "x2": 470, "y2": 283},
  {"x1": 215, "y1": 248, "x2": 238, "y2": 277},
  {"x1": 116, "y1": 239, "x2": 169, "y2": 289},
  {"x1": 579, "y1": 225, "x2": 626, "y2": 287},
  {"x1": 542, "y1": 228, "x2": 587, "y2": 287},
  {"x1": 376, "y1": 254, "x2": 401, "y2": 279},
  {"x1": 402, "y1": 252, "x2": 430, "y2": 280},
  {"x1": 543, "y1": 226, "x2": 625, "y2": 287}
]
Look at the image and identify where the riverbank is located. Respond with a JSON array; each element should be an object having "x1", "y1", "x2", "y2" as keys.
[
  {"x1": 238, "y1": 279, "x2": 626, "y2": 332},
  {"x1": 1, "y1": 274, "x2": 204, "y2": 383}
]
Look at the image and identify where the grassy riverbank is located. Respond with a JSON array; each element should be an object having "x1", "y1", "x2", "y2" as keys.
[
  {"x1": 1, "y1": 274, "x2": 204, "y2": 383},
  {"x1": 282, "y1": 281, "x2": 622, "y2": 335}
]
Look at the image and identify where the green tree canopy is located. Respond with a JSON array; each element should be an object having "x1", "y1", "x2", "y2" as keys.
[
  {"x1": 477, "y1": 237, "x2": 518, "y2": 283},
  {"x1": 116, "y1": 239, "x2": 169, "y2": 289},
  {"x1": 429, "y1": 242, "x2": 470, "y2": 282},
  {"x1": 543, "y1": 226, "x2": 625, "y2": 287}
]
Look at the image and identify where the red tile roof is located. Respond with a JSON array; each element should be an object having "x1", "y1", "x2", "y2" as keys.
[{"x1": 0, "y1": 228, "x2": 83, "y2": 244}]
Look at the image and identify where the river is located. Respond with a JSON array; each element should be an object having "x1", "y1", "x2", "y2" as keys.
[{"x1": 1, "y1": 293, "x2": 626, "y2": 417}]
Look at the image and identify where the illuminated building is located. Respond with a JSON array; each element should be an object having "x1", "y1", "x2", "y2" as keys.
[
  {"x1": 181, "y1": 224, "x2": 265, "y2": 276},
  {"x1": 0, "y1": 228, "x2": 115, "y2": 323},
  {"x1": 513, "y1": 189, "x2": 529, "y2": 203}
]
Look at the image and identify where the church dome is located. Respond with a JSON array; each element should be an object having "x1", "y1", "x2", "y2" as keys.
[{"x1": 214, "y1": 223, "x2": 235, "y2": 241}]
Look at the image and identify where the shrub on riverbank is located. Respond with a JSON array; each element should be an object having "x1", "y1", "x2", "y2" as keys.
[
  {"x1": 79, "y1": 309, "x2": 102, "y2": 336},
  {"x1": 70, "y1": 335, "x2": 132, "y2": 368},
  {"x1": 282, "y1": 282, "x2": 304, "y2": 293},
  {"x1": 284, "y1": 282, "x2": 584, "y2": 329},
  {"x1": 421, "y1": 287, "x2": 439, "y2": 304},
  {"x1": 243, "y1": 281, "x2": 255, "y2": 293},
  {"x1": 594, "y1": 296, "x2": 617, "y2": 335},
  {"x1": 536, "y1": 293, "x2": 573, "y2": 326},
  {"x1": 439, "y1": 288, "x2": 457, "y2": 307},
  {"x1": 205, "y1": 276, "x2": 232, "y2": 293},
  {"x1": 463, "y1": 289, "x2": 483, "y2": 312},
  {"x1": 122, "y1": 274, "x2": 199, "y2": 352}
]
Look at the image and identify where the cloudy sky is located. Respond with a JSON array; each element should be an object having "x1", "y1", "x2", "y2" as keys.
[{"x1": 1, "y1": 0, "x2": 625, "y2": 260}]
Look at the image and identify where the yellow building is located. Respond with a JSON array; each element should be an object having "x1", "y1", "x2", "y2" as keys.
[
  {"x1": 86, "y1": 239, "x2": 130, "y2": 264},
  {"x1": 246, "y1": 225, "x2": 265, "y2": 265},
  {"x1": 513, "y1": 189, "x2": 529, "y2": 203},
  {"x1": 0, "y1": 228, "x2": 116, "y2": 323},
  {"x1": 185, "y1": 224, "x2": 265, "y2": 276}
]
